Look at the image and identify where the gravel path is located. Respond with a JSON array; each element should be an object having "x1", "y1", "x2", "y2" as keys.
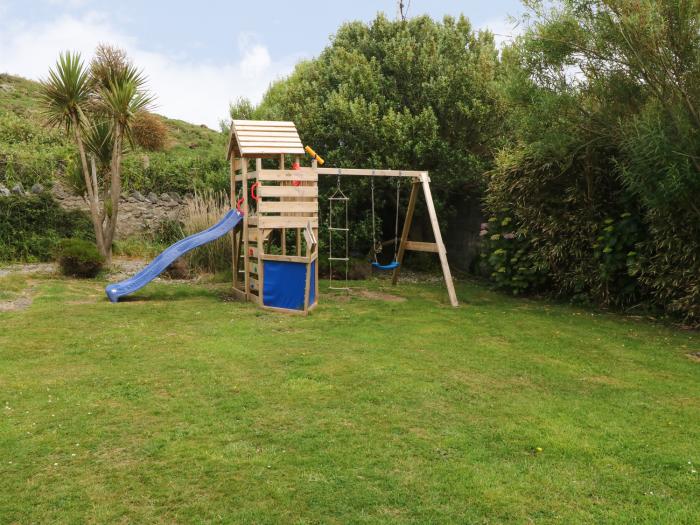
[{"x1": 0, "y1": 262, "x2": 56, "y2": 278}]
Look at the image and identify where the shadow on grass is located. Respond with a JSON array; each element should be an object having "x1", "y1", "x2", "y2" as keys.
[{"x1": 112, "y1": 283, "x2": 223, "y2": 303}]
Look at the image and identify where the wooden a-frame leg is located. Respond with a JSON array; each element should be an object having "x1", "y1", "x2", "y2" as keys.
[
  {"x1": 392, "y1": 179, "x2": 420, "y2": 285},
  {"x1": 420, "y1": 173, "x2": 458, "y2": 307}
]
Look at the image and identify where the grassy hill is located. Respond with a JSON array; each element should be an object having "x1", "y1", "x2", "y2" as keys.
[{"x1": 0, "y1": 73, "x2": 230, "y2": 195}]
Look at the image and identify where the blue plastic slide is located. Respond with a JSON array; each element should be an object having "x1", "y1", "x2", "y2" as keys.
[{"x1": 105, "y1": 209, "x2": 243, "y2": 303}]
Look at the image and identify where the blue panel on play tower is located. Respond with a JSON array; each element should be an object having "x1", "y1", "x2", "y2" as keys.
[{"x1": 263, "y1": 260, "x2": 315, "y2": 310}]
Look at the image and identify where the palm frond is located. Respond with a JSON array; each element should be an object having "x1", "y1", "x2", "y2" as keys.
[
  {"x1": 38, "y1": 51, "x2": 92, "y2": 133},
  {"x1": 83, "y1": 120, "x2": 115, "y2": 168}
]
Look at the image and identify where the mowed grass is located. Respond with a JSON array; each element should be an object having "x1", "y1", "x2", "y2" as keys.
[{"x1": 1, "y1": 274, "x2": 699, "y2": 524}]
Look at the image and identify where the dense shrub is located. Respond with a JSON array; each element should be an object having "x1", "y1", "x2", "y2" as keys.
[
  {"x1": 484, "y1": 0, "x2": 700, "y2": 324},
  {"x1": 55, "y1": 238, "x2": 105, "y2": 277},
  {"x1": 479, "y1": 212, "x2": 546, "y2": 295},
  {"x1": 130, "y1": 112, "x2": 169, "y2": 152},
  {"x1": 120, "y1": 152, "x2": 229, "y2": 195},
  {"x1": 0, "y1": 194, "x2": 93, "y2": 261}
]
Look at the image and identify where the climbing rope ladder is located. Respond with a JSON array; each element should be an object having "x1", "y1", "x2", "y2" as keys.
[{"x1": 328, "y1": 174, "x2": 350, "y2": 291}]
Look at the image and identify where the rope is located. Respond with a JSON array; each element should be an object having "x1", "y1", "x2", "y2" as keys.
[
  {"x1": 370, "y1": 177, "x2": 379, "y2": 262},
  {"x1": 394, "y1": 177, "x2": 401, "y2": 260}
]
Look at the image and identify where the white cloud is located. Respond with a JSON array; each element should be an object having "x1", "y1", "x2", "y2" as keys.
[{"x1": 0, "y1": 11, "x2": 300, "y2": 129}]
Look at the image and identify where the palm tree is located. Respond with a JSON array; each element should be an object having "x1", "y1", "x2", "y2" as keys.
[
  {"x1": 98, "y1": 64, "x2": 154, "y2": 252},
  {"x1": 40, "y1": 51, "x2": 106, "y2": 255},
  {"x1": 40, "y1": 48, "x2": 154, "y2": 264}
]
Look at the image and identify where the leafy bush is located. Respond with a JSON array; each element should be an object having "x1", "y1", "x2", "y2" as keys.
[
  {"x1": 592, "y1": 213, "x2": 644, "y2": 304},
  {"x1": 130, "y1": 112, "x2": 169, "y2": 152},
  {"x1": 55, "y1": 238, "x2": 105, "y2": 277},
  {"x1": 0, "y1": 194, "x2": 93, "y2": 261},
  {"x1": 480, "y1": 212, "x2": 546, "y2": 295}
]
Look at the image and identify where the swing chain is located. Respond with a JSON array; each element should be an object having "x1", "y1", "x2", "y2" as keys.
[
  {"x1": 394, "y1": 177, "x2": 401, "y2": 260},
  {"x1": 370, "y1": 177, "x2": 382, "y2": 260}
]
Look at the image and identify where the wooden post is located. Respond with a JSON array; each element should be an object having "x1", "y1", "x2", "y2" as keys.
[
  {"x1": 241, "y1": 159, "x2": 250, "y2": 301},
  {"x1": 311, "y1": 158, "x2": 318, "y2": 301},
  {"x1": 392, "y1": 179, "x2": 420, "y2": 285},
  {"x1": 420, "y1": 173, "x2": 458, "y2": 307},
  {"x1": 256, "y1": 158, "x2": 264, "y2": 304},
  {"x1": 230, "y1": 156, "x2": 238, "y2": 289},
  {"x1": 280, "y1": 154, "x2": 286, "y2": 256}
]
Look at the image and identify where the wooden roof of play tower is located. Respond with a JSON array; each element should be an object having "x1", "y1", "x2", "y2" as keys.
[{"x1": 227, "y1": 120, "x2": 305, "y2": 159}]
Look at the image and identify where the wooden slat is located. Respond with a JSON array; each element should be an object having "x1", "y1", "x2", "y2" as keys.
[
  {"x1": 258, "y1": 169, "x2": 317, "y2": 182},
  {"x1": 229, "y1": 287, "x2": 247, "y2": 301},
  {"x1": 233, "y1": 120, "x2": 296, "y2": 127},
  {"x1": 258, "y1": 216, "x2": 318, "y2": 229},
  {"x1": 235, "y1": 126, "x2": 298, "y2": 133},
  {"x1": 262, "y1": 253, "x2": 312, "y2": 263},
  {"x1": 237, "y1": 130, "x2": 301, "y2": 138},
  {"x1": 235, "y1": 170, "x2": 258, "y2": 182},
  {"x1": 240, "y1": 146, "x2": 306, "y2": 155},
  {"x1": 258, "y1": 201, "x2": 318, "y2": 214},
  {"x1": 239, "y1": 138, "x2": 303, "y2": 145},
  {"x1": 258, "y1": 185, "x2": 318, "y2": 198},
  {"x1": 235, "y1": 128, "x2": 298, "y2": 134},
  {"x1": 317, "y1": 167, "x2": 426, "y2": 178},
  {"x1": 404, "y1": 240, "x2": 439, "y2": 253}
]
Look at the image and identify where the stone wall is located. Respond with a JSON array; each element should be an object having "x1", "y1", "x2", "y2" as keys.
[{"x1": 0, "y1": 181, "x2": 188, "y2": 239}]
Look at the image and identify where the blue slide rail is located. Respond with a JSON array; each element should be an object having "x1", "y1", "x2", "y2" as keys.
[{"x1": 105, "y1": 209, "x2": 243, "y2": 303}]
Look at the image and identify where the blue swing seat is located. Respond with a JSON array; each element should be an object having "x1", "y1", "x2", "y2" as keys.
[{"x1": 372, "y1": 260, "x2": 401, "y2": 271}]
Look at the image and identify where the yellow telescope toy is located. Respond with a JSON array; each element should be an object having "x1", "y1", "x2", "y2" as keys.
[{"x1": 304, "y1": 145, "x2": 325, "y2": 166}]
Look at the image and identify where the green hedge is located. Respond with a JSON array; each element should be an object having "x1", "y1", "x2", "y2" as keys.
[
  {"x1": 0, "y1": 194, "x2": 94, "y2": 262},
  {"x1": 56, "y1": 238, "x2": 105, "y2": 278}
]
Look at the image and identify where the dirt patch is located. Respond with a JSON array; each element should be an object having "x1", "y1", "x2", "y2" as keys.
[
  {"x1": 106, "y1": 257, "x2": 194, "y2": 284},
  {"x1": 354, "y1": 289, "x2": 406, "y2": 303},
  {"x1": 0, "y1": 262, "x2": 55, "y2": 278},
  {"x1": 0, "y1": 287, "x2": 36, "y2": 312},
  {"x1": 687, "y1": 352, "x2": 700, "y2": 363}
]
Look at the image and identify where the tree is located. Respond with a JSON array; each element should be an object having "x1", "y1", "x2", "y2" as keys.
[
  {"x1": 40, "y1": 47, "x2": 153, "y2": 264},
  {"x1": 246, "y1": 14, "x2": 504, "y2": 257},
  {"x1": 485, "y1": 0, "x2": 700, "y2": 323}
]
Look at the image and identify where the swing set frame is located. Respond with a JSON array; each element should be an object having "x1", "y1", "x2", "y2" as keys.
[
  {"x1": 318, "y1": 167, "x2": 459, "y2": 307},
  {"x1": 226, "y1": 119, "x2": 458, "y2": 313}
]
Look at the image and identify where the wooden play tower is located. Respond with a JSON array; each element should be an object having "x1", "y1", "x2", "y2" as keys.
[{"x1": 227, "y1": 119, "x2": 458, "y2": 314}]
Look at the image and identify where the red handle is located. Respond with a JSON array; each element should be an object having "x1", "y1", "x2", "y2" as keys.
[
  {"x1": 292, "y1": 161, "x2": 301, "y2": 186},
  {"x1": 235, "y1": 197, "x2": 244, "y2": 213},
  {"x1": 250, "y1": 182, "x2": 260, "y2": 201}
]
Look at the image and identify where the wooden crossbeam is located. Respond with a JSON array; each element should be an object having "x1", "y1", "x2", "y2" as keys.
[
  {"x1": 317, "y1": 167, "x2": 426, "y2": 178},
  {"x1": 404, "y1": 240, "x2": 439, "y2": 253}
]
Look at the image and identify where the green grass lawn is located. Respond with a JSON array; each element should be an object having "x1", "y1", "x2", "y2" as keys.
[{"x1": 1, "y1": 273, "x2": 699, "y2": 524}]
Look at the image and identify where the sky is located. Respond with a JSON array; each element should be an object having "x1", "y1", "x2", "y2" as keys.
[{"x1": 0, "y1": 0, "x2": 524, "y2": 129}]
